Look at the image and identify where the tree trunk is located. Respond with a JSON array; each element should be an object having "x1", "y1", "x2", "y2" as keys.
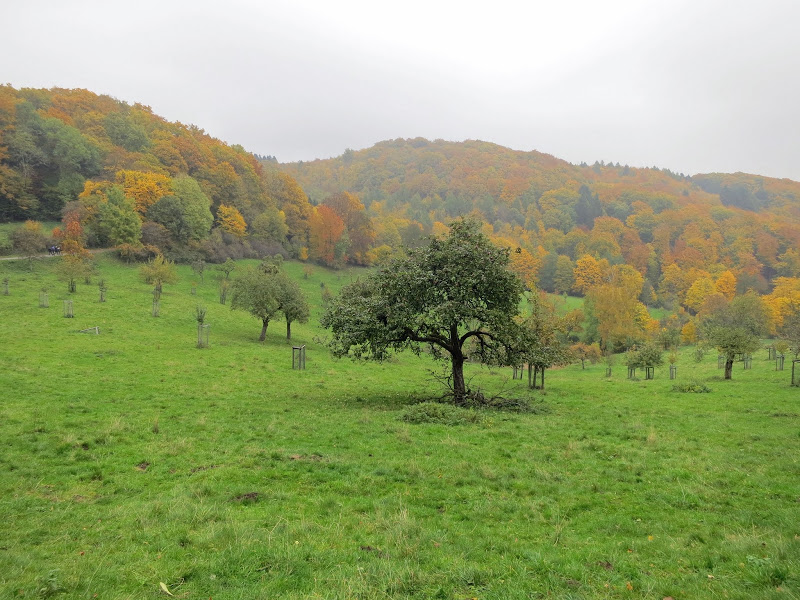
[
  {"x1": 541, "y1": 367, "x2": 545, "y2": 390},
  {"x1": 259, "y1": 319, "x2": 269, "y2": 341},
  {"x1": 581, "y1": 358, "x2": 585, "y2": 369},
  {"x1": 451, "y1": 352, "x2": 466, "y2": 404},
  {"x1": 724, "y1": 357, "x2": 733, "y2": 380},
  {"x1": 286, "y1": 320, "x2": 292, "y2": 340}
]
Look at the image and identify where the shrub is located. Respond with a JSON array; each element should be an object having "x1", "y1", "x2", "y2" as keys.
[
  {"x1": 116, "y1": 243, "x2": 158, "y2": 263},
  {"x1": 625, "y1": 342, "x2": 664, "y2": 369},
  {"x1": 672, "y1": 380, "x2": 712, "y2": 393}
]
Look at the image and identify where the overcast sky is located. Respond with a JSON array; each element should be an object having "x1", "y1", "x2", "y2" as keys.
[{"x1": 2, "y1": 0, "x2": 799, "y2": 180}]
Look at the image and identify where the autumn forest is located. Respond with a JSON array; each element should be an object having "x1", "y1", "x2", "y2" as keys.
[{"x1": 2, "y1": 85, "x2": 800, "y2": 351}]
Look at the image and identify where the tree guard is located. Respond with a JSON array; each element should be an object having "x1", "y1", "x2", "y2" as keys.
[
  {"x1": 197, "y1": 323, "x2": 210, "y2": 348},
  {"x1": 293, "y1": 345, "x2": 306, "y2": 370}
]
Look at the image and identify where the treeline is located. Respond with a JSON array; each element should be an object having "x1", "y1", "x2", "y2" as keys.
[
  {"x1": 0, "y1": 86, "x2": 375, "y2": 267},
  {"x1": 281, "y1": 138, "x2": 800, "y2": 311}
]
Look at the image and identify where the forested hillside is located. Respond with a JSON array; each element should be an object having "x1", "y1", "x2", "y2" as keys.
[
  {"x1": 0, "y1": 85, "x2": 335, "y2": 263},
  {"x1": 283, "y1": 138, "x2": 799, "y2": 294}
]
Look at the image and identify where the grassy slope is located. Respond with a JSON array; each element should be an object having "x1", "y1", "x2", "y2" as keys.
[{"x1": 0, "y1": 255, "x2": 798, "y2": 599}]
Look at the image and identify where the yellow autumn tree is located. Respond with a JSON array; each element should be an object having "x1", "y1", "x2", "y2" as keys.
[
  {"x1": 715, "y1": 270, "x2": 737, "y2": 300},
  {"x1": 217, "y1": 204, "x2": 247, "y2": 238},
  {"x1": 573, "y1": 254, "x2": 607, "y2": 295},
  {"x1": 509, "y1": 246, "x2": 541, "y2": 290},
  {"x1": 684, "y1": 277, "x2": 716, "y2": 314},
  {"x1": 115, "y1": 170, "x2": 172, "y2": 215},
  {"x1": 681, "y1": 320, "x2": 697, "y2": 344},
  {"x1": 763, "y1": 277, "x2": 800, "y2": 332}
]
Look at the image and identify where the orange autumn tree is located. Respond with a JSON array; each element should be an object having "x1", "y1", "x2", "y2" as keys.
[
  {"x1": 216, "y1": 204, "x2": 247, "y2": 238},
  {"x1": 322, "y1": 191, "x2": 375, "y2": 265},
  {"x1": 309, "y1": 205, "x2": 346, "y2": 267}
]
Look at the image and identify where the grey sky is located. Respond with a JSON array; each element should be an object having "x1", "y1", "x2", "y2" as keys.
[{"x1": 2, "y1": 0, "x2": 799, "y2": 180}]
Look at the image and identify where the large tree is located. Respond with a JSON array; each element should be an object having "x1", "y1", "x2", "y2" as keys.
[
  {"x1": 321, "y1": 219, "x2": 525, "y2": 404},
  {"x1": 700, "y1": 292, "x2": 769, "y2": 379}
]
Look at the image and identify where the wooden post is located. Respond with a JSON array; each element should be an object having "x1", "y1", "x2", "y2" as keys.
[
  {"x1": 605, "y1": 367, "x2": 612, "y2": 377},
  {"x1": 743, "y1": 356, "x2": 752, "y2": 370},
  {"x1": 792, "y1": 360, "x2": 800, "y2": 386},
  {"x1": 776, "y1": 355, "x2": 784, "y2": 371},
  {"x1": 627, "y1": 366, "x2": 636, "y2": 379},
  {"x1": 669, "y1": 364, "x2": 677, "y2": 380},
  {"x1": 645, "y1": 366, "x2": 654, "y2": 380}
]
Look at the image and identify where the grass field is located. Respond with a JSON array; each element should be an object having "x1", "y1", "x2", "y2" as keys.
[{"x1": 0, "y1": 254, "x2": 798, "y2": 599}]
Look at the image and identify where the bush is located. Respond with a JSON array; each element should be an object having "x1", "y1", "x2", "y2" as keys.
[
  {"x1": 672, "y1": 380, "x2": 712, "y2": 393},
  {"x1": 625, "y1": 342, "x2": 664, "y2": 369},
  {"x1": 116, "y1": 243, "x2": 158, "y2": 263},
  {"x1": 400, "y1": 402, "x2": 483, "y2": 425}
]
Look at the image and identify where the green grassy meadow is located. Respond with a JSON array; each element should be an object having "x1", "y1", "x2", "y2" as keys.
[{"x1": 0, "y1": 255, "x2": 798, "y2": 599}]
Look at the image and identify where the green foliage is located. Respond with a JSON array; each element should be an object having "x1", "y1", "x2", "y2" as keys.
[
  {"x1": 104, "y1": 111, "x2": 150, "y2": 152},
  {"x1": 228, "y1": 257, "x2": 308, "y2": 341},
  {"x1": 322, "y1": 219, "x2": 525, "y2": 403},
  {"x1": 400, "y1": 402, "x2": 483, "y2": 425},
  {"x1": 276, "y1": 273, "x2": 310, "y2": 340},
  {"x1": 139, "y1": 254, "x2": 178, "y2": 290},
  {"x1": 625, "y1": 342, "x2": 664, "y2": 369},
  {"x1": 672, "y1": 380, "x2": 712, "y2": 393},
  {"x1": 229, "y1": 263, "x2": 281, "y2": 341},
  {"x1": 96, "y1": 186, "x2": 141, "y2": 245},
  {"x1": 700, "y1": 292, "x2": 769, "y2": 378}
]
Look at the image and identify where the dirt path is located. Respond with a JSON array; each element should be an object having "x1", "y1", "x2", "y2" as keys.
[{"x1": 0, "y1": 248, "x2": 108, "y2": 261}]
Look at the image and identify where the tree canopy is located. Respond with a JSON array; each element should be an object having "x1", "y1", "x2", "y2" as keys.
[
  {"x1": 699, "y1": 292, "x2": 769, "y2": 379},
  {"x1": 321, "y1": 219, "x2": 525, "y2": 403}
]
